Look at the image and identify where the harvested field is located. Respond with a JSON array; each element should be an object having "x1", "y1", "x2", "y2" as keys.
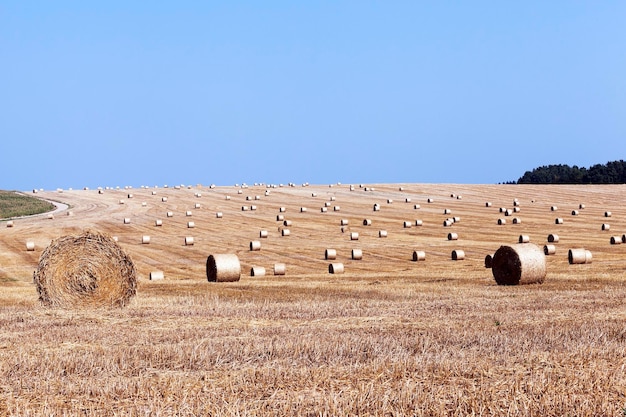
[{"x1": 1, "y1": 183, "x2": 626, "y2": 415}]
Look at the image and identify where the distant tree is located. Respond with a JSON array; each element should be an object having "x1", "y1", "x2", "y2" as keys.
[{"x1": 516, "y1": 160, "x2": 626, "y2": 184}]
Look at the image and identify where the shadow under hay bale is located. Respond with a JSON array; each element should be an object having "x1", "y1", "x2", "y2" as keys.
[
  {"x1": 206, "y1": 254, "x2": 241, "y2": 282},
  {"x1": 33, "y1": 230, "x2": 137, "y2": 308},
  {"x1": 484, "y1": 254, "x2": 493, "y2": 268},
  {"x1": 492, "y1": 243, "x2": 546, "y2": 285}
]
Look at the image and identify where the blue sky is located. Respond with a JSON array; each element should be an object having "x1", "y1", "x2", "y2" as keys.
[{"x1": 1, "y1": 2, "x2": 624, "y2": 190}]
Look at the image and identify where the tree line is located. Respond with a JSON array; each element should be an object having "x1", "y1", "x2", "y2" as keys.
[{"x1": 516, "y1": 160, "x2": 626, "y2": 184}]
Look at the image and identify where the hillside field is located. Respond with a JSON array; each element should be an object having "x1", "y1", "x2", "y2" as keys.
[{"x1": 0, "y1": 182, "x2": 625, "y2": 416}]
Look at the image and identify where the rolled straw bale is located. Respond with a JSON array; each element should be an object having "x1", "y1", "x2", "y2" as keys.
[
  {"x1": 363, "y1": 219, "x2": 372, "y2": 226},
  {"x1": 123, "y1": 218, "x2": 131, "y2": 224},
  {"x1": 26, "y1": 241, "x2": 35, "y2": 251},
  {"x1": 403, "y1": 221, "x2": 412, "y2": 228},
  {"x1": 373, "y1": 204, "x2": 380, "y2": 211},
  {"x1": 568, "y1": 248, "x2": 592, "y2": 264},
  {"x1": 451, "y1": 250, "x2": 465, "y2": 260},
  {"x1": 443, "y1": 219, "x2": 453, "y2": 227},
  {"x1": 610, "y1": 236, "x2": 622, "y2": 245},
  {"x1": 167, "y1": 211, "x2": 174, "y2": 217},
  {"x1": 519, "y1": 234, "x2": 530, "y2": 243},
  {"x1": 513, "y1": 207, "x2": 521, "y2": 213},
  {"x1": 250, "y1": 240, "x2": 261, "y2": 251},
  {"x1": 216, "y1": 212, "x2": 223, "y2": 218},
  {"x1": 276, "y1": 214, "x2": 284, "y2": 221},
  {"x1": 547, "y1": 234, "x2": 559, "y2": 243},
  {"x1": 250, "y1": 267, "x2": 266, "y2": 277},
  {"x1": 492, "y1": 243, "x2": 546, "y2": 285},
  {"x1": 571, "y1": 210, "x2": 579, "y2": 216},
  {"x1": 602, "y1": 223, "x2": 610, "y2": 231},
  {"x1": 186, "y1": 211, "x2": 193, "y2": 216},
  {"x1": 605, "y1": 211, "x2": 612, "y2": 217},
  {"x1": 184, "y1": 237, "x2": 194, "y2": 246},
  {"x1": 387, "y1": 199, "x2": 393, "y2": 204},
  {"x1": 351, "y1": 249, "x2": 363, "y2": 260},
  {"x1": 330, "y1": 195, "x2": 337, "y2": 201},
  {"x1": 341, "y1": 219, "x2": 349, "y2": 226},
  {"x1": 6, "y1": 221, "x2": 14, "y2": 227},
  {"x1": 33, "y1": 230, "x2": 137, "y2": 307},
  {"x1": 187, "y1": 221, "x2": 195, "y2": 228},
  {"x1": 452, "y1": 216, "x2": 461, "y2": 223},
  {"x1": 279, "y1": 207, "x2": 286, "y2": 212},
  {"x1": 281, "y1": 229, "x2": 291, "y2": 236},
  {"x1": 513, "y1": 200, "x2": 520, "y2": 207},
  {"x1": 300, "y1": 207, "x2": 307, "y2": 212},
  {"x1": 241, "y1": 206, "x2": 249, "y2": 211},
  {"x1": 225, "y1": 195, "x2": 231, "y2": 200},
  {"x1": 254, "y1": 195, "x2": 260, "y2": 200},
  {"x1": 579, "y1": 203, "x2": 585, "y2": 209},
  {"x1": 329, "y1": 263, "x2": 344, "y2": 274},
  {"x1": 428, "y1": 198, "x2": 434, "y2": 203},
  {"x1": 457, "y1": 195, "x2": 462, "y2": 200},
  {"x1": 112, "y1": 236, "x2": 118, "y2": 242},
  {"x1": 484, "y1": 254, "x2": 493, "y2": 268},
  {"x1": 405, "y1": 198, "x2": 411, "y2": 203},
  {"x1": 273, "y1": 263, "x2": 286, "y2": 276},
  {"x1": 283, "y1": 220, "x2": 293, "y2": 226},
  {"x1": 333, "y1": 206, "x2": 341, "y2": 211},
  {"x1": 47, "y1": 213, "x2": 54, "y2": 220},
  {"x1": 544, "y1": 244, "x2": 556, "y2": 255},
  {"x1": 324, "y1": 202, "x2": 332, "y2": 207},
  {"x1": 194, "y1": 203, "x2": 201, "y2": 209},
  {"x1": 443, "y1": 208, "x2": 451, "y2": 214},
  {"x1": 325, "y1": 249, "x2": 337, "y2": 260},
  {"x1": 151, "y1": 191, "x2": 157, "y2": 195},
  {"x1": 350, "y1": 232, "x2": 359, "y2": 240},
  {"x1": 246, "y1": 196, "x2": 252, "y2": 201},
  {"x1": 412, "y1": 250, "x2": 426, "y2": 261},
  {"x1": 415, "y1": 220, "x2": 423, "y2": 226},
  {"x1": 499, "y1": 207, "x2": 506, "y2": 213},
  {"x1": 237, "y1": 190, "x2": 243, "y2": 194},
  {"x1": 155, "y1": 219, "x2": 163, "y2": 226},
  {"x1": 555, "y1": 218, "x2": 564, "y2": 224},
  {"x1": 414, "y1": 204, "x2": 421, "y2": 209},
  {"x1": 206, "y1": 254, "x2": 241, "y2": 282},
  {"x1": 141, "y1": 202, "x2": 147, "y2": 207},
  {"x1": 149, "y1": 271, "x2": 164, "y2": 281},
  {"x1": 321, "y1": 207, "x2": 328, "y2": 213},
  {"x1": 447, "y1": 232, "x2": 459, "y2": 241},
  {"x1": 505, "y1": 209, "x2": 513, "y2": 216},
  {"x1": 259, "y1": 230, "x2": 269, "y2": 238},
  {"x1": 512, "y1": 218, "x2": 521, "y2": 224},
  {"x1": 550, "y1": 206, "x2": 557, "y2": 211},
  {"x1": 485, "y1": 202, "x2": 492, "y2": 207},
  {"x1": 399, "y1": 187, "x2": 404, "y2": 191},
  {"x1": 378, "y1": 230, "x2": 388, "y2": 238},
  {"x1": 142, "y1": 236, "x2": 151, "y2": 244},
  {"x1": 127, "y1": 193, "x2": 134, "y2": 199},
  {"x1": 161, "y1": 197, "x2": 168, "y2": 202},
  {"x1": 250, "y1": 205, "x2": 257, "y2": 211}
]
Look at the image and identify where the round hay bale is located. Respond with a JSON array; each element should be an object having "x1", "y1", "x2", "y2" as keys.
[
  {"x1": 324, "y1": 202, "x2": 332, "y2": 207},
  {"x1": 194, "y1": 203, "x2": 201, "y2": 209},
  {"x1": 33, "y1": 230, "x2": 137, "y2": 307},
  {"x1": 513, "y1": 200, "x2": 520, "y2": 207},
  {"x1": 273, "y1": 263, "x2": 286, "y2": 276},
  {"x1": 427, "y1": 198, "x2": 434, "y2": 203},
  {"x1": 451, "y1": 250, "x2": 465, "y2": 260},
  {"x1": 405, "y1": 198, "x2": 411, "y2": 203},
  {"x1": 123, "y1": 218, "x2": 131, "y2": 224},
  {"x1": 250, "y1": 266, "x2": 266, "y2": 277},
  {"x1": 225, "y1": 195, "x2": 231, "y2": 200},
  {"x1": 119, "y1": 199, "x2": 125, "y2": 205},
  {"x1": 498, "y1": 218, "x2": 506, "y2": 225},
  {"x1": 415, "y1": 220, "x2": 423, "y2": 226},
  {"x1": 184, "y1": 236, "x2": 194, "y2": 246},
  {"x1": 571, "y1": 210, "x2": 579, "y2": 216},
  {"x1": 513, "y1": 207, "x2": 521, "y2": 213},
  {"x1": 351, "y1": 249, "x2": 363, "y2": 260},
  {"x1": 250, "y1": 240, "x2": 261, "y2": 251},
  {"x1": 499, "y1": 207, "x2": 506, "y2": 213},
  {"x1": 363, "y1": 219, "x2": 372, "y2": 226},
  {"x1": 551, "y1": 206, "x2": 558, "y2": 211},
  {"x1": 276, "y1": 214, "x2": 284, "y2": 221},
  {"x1": 187, "y1": 221, "x2": 195, "y2": 228},
  {"x1": 452, "y1": 216, "x2": 461, "y2": 223},
  {"x1": 485, "y1": 202, "x2": 492, "y2": 207},
  {"x1": 300, "y1": 207, "x2": 307, "y2": 213},
  {"x1": 403, "y1": 221, "x2": 412, "y2": 228},
  {"x1": 325, "y1": 249, "x2": 337, "y2": 260},
  {"x1": 340, "y1": 219, "x2": 349, "y2": 226},
  {"x1": 443, "y1": 219, "x2": 453, "y2": 227},
  {"x1": 206, "y1": 254, "x2": 241, "y2": 282},
  {"x1": 414, "y1": 204, "x2": 421, "y2": 209},
  {"x1": 610, "y1": 236, "x2": 622, "y2": 245},
  {"x1": 283, "y1": 220, "x2": 293, "y2": 227},
  {"x1": 259, "y1": 230, "x2": 269, "y2": 238},
  {"x1": 167, "y1": 211, "x2": 174, "y2": 218},
  {"x1": 519, "y1": 234, "x2": 530, "y2": 243},
  {"x1": 579, "y1": 203, "x2": 585, "y2": 209},
  {"x1": 512, "y1": 217, "x2": 521, "y2": 224},
  {"x1": 250, "y1": 205, "x2": 257, "y2": 211},
  {"x1": 484, "y1": 254, "x2": 493, "y2": 268},
  {"x1": 161, "y1": 197, "x2": 168, "y2": 202},
  {"x1": 186, "y1": 211, "x2": 193, "y2": 216},
  {"x1": 605, "y1": 211, "x2": 612, "y2": 217},
  {"x1": 142, "y1": 236, "x2": 150, "y2": 244},
  {"x1": 387, "y1": 199, "x2": 393, "y2": 204},
  {"x1": 456, "y1": 195, "x2": 462, "y2": 200},
  {"x1": 26, "y1": 241, "x2": 35, "y2": 251},
  {"x1": 67, "y1": 211, "x2": 73, "y2": 216},
  {"x1": 320, "y1": 207, "x2": 328, "y2": 213},
  {"x1": 412, "y1": 250, "x2": 426, "y2": 261},
  {"x1": 602, "y1": 223, "x2": 610, "y2": 231},
  {"x1": 443, "y1": 208, "x2": 451, "y2": 214},
  {"x1": 505, "y1": 209, "x2": 513, "y2": 216},
  {"x1": 216, "y1": 212, "x2": 223, "y2": 218},
  {"x1": 378, "y1": 230, "x2": 388, "y2": 238},
  {"x1": 373, "y1": 204, "x2": 380, "y2": 212},
  {"x1": 6, "y1": 221, "x2": 14, "y2": 228},
  {"x1": 149, "y1": 270, "x2": 164, "y2": 281},
  {"x1": 568, "y1": 248, "x2": 592, "y2": 264},
  {"x1": 279, "y1": 207, "x2": 286, "y2": 212},
  {"x1": 492, "y1": 243, "x2": 546, "y2": 285},
  {"x1": 544, "y1": 244, "x2": 556, "y2": 255},
  {"x1": 141, "y1": 202, "x2": 147, "y2": 207},
  {"x1": 547, "y1": 234, "x2": 559, "y2": 243},
  {"x1": 350, "y1": 232, "x2": 359, "y2": 240},
  {"x1": 555, "y1": 218, "x2": 564, "y2": 225},
  {"x1": 333, "y1": 206, "x2": 341, "y2": 212},
  {"x1": 329, "y1": 263, "x2": 344, "y2": 274},
  {"x1": 241, "y1": 206, "x2": 249, "y2": 211},
  {"x1": 281, "y1": 229, "x2": 290, "y2": 236},
  {"x1": 155, "y1": 219, "x2": 163, "y2": 227},
  {"x1": 447, "y1": 232, "x2": 458, "y2": 241}
]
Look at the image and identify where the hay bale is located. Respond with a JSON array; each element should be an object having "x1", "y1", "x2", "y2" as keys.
[
  {"x1": 161, "y1": 197, "x2": 168, "y2": 202},
  {"x1": 378, "y1": 230, "x2": 387, "y2": 238},
  {"x1": 259, "y1": 230, "x2": 269, "y2": 238},
  {"x1": 485, "y1": 202, "x2": 492, "y2": 207},
  {"x1": 241, "y1": 206, "x2": 249, "y2": 211},
  {"x1": 447, "y1": 232, "x2": 459, "y2": 241},
  {"x1": 194, "y1": 203, "x2": 201, "y2": 209},
  {"x1": 216, "y1": 212, "x2": 223, "y2": 218},
  {"x1": 414, "y1": 204, "x2": 421, "y2": 209},
  {"x1": 186, "y1": 211, "x2": 193, "y2": 216},
  {"x1": 6, "y1": 221, "x2": 13, "y2": 228},
  {"x1": 579, "y1": 203, "x2": 585, "y2": 209},
  {"x1": 492, "y1": 243, "x2": 546, "y2": 285},
  {"x1": 149, "y1": 271, "x2": 164, "y2": 281},
  {"x1": 325, "y1": 249, "x2": 337, "y2": 260},
  {"x1": 427, "y1": 198, "x2": 434, "y2": 203},
  {"x1": 273, "y1": 263, "x2": 286, "y2": 276},
  {"x1": 452, "y1": 216, "x2": 461, "y2": 223},
  {"x1": 167, "y1": 211, "x2": 174, "y2": 218},
  {"x1": 281, "y1": 229, "x2": 291, "y2": 236},
  {"x1": 250, "y1": 240, "x2": 261, "y2": 251},
  {"x1": 300, "y1": 207, "x2": 307, "y2": 213},
  {"x1": 519, "y1": 234, "x2": 530, "y2": 243},
  {"x1": 33, "y1": 230, "x2": 137, "y2": 307},
  {"x1": 155, "y1": 219, "x2": 163, "y2": 226},
  {"x1": 363, "y1": 219, "x2": 372, "y2": 226},
  {"x1": 512, "y1": 217, "x2": 521, "y2": 224},
  {"x1": 544, "y1": 244, "x2": 556, "y2": 255},
  {"x1": 250, "y1": 205, "x2": 257, "y2": 211},
  {"x1": 484, "y1": 254, "x2": 493, "y2": 268},
  {"x1": 412, "y1": 250, "x2": 426, "y2": 261},
  {"x1": 387, "y1": 199, "x2": 393, "y2": 204},
  {"x1": 451, "y1": 250, "x2": 465, "y2": 260},
  {"x1": 610, "y1": 236, "x2": 622, "y2": 245},
  {"x1": 571, "y1": 210, "x2": 579, "y2": 216},
  {"x1": 499, "y1": 207, "x2": 506, "y2": 213},
  {"x1": 333, "y1": 206, "x2": 341, "y2": 212},
  {"x1": 283, "y1": 220, "x2": 293, "y2": 227},
  {"x1": 329, "y1": 263, "x2": 344, "y2": 274},
  {"x1": 341, "y1": 219, "x2": 349, "y2": 226},
  {"x1": 605, "y1": 211, "x2": 612, "y2": 217},
  {"x1": 373, "y1": 204, "x2": 380, "y2": 211},
  {"x1": 403, "y1": 221, "x2": 412, "y2": 228},
  {"x1": 123, "y1": 218, "x2": 131, "y2": 224},
  {"x1": 250, "y1": 266, "x2": 266, "y2": 277},
  {"x1": 350, "y1": 232, "x2": 359, "y2": 240},
  {"x1": 206, "y1": 254, "x2": 241, "y2": 282},
  {"x1": 184, "y1": 237, "x2": 194, "y2": 246},
  {"x1": 321, "y1": 207, "x2": 328, "y2": 213},
  {"x1": 405, "y1": 198, "x2": 411, "y2": 203},
  {"x1": 26, "y1": 241, "x2": 35, "y2": 251},
  {"x1": 276, "y1": 214, "x2": 284, "y2": 221},
  {"x1": 513, "y1": 207, "x2": 521, "y2": 213},
  {"x1": 505, "y1": 209, "x2": 513, "y2": 216},
  {"x1": 498, "y1": 218, "x2": 506, "y2": 225},
  {"x1": 568, "y1": 248, "x2": 592, "y2": 264},
  {"x1": 443, "y1": 219, "x2": 453, "y2": 227},
  {"x1": 351, "y1": 249, "x2": 363, "y2": 260},
  {"x1": 547, "y1": 234, "x2": 559, "y2": 243},
  {"x1": 555, "y1": 218, "x2": 564, "y2": 224},
  {"x1": 415, "y1": 220, "x2": 423, "y2": 226},
  {"x1": 602, "y1": 223, "x2": 610, "y2": 231},
  {"x1": 550, "y1": 206, "x2": 558, "y2": 211},
  {"x1": 443, "y1": 208, "x2": 451, "y2": 214},
  {"x1": 142, "y1": 236, "x2": 151, "y2": 244},
  {"x1": 279, "y1": 207, "x2": 286, "y2": 212},
  {"x1": 187, "y1": 221, "x2": 195, "y2": 228}
]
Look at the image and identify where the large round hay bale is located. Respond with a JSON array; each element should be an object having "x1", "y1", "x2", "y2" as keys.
[
  {"x1": 325, "y1": 249, "x2": 337, "y2": 260},
  {"x1": 492, "y1": 243, "x2": 546, "y2": 285},
  {"x1": 33, "y1": 231, "x2": 137, "y2": 308},
  {"x1": 206, "y1": 254, "x2": 241, "y2": 282},
  {"x1": 351, "y1": 249, "x2": 363, "y2": 260},
  {"x1": 329, "y1": 263, "x2": 344, "y2": 274}
]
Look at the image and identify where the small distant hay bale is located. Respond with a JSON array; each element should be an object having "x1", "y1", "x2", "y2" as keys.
[
  {"x1": 206, "y1": 254, "x2": 241, "y2": 282},
  {"x1": 387, "y1": 199, "x2": 393, "y2": 204},
  {"x1": 399, "y1": 187, "x2": 404, "y2": 191},
  {"x1": 350, "y1": 232, "x2": 359, "y2": 240},
  {"x1": 250, "y1": 205, "x2": 257, "y2": 211},
  {"x1": 518, "y1": 234, "x2": 530, "y2": 243},
  {"x1": 123, "y1": 218, "x2": 131, "y2": 224},
  {"x1": 443, "y1": 208, "x2": 451, "y2": 214},
  {"x1": 456, "y1": 195, "x2": 462, "y2": 200},
  {"x1": 246, "y1": 196, "x2": 252, "y2": 201},
  {"x1": 67, "y1": 211, "x2": 73, "y2": 216},
  {"x1": 602, "y1": 223, "x2": 610, "y2": 231},
  {"x1": 26, "y1": 241, "x2": 35, "y2": 251},
  {"x1": 216, "y1": 212, "x2": 223, "y2": 218},
  {"x1": 373, "y1": 204, "x2": 380, "y2": 211},
  {"x1": 403, "y1": 221, "x2": 412, "y2": 228},
  {"x1": 333, "y1": 206, "x2": 341, "y2": 211},
  {"x1": 186, "y1": 211, "x2": 193, "y2": 216},
  {"x1": 412, "y1": 250, "x2": 426, "y2": 261},
  {"x1": 324, "y1": 201, "x2": 332, "y2": 207},
  {"x1": 329, "y1": 263, "x2": 344, "y2": 274},
  {"x1": 250, "y1": 240, "x2": 261, "y2": 251},
  {"x1": 341, "y1": 219, "x2": 349, "y2": 226},
  {"x1": 443, "y1": 219, "x2": 453, "y2": 227},
  {"x1": 484, "y1": 254, "x2": 493, "y2": 268},
  {"x1": 155, "y1": 219, "x2": 163, "y2": 226},
  {"x1": 281, "y1": 229, "x2": 290, "y2": 236},
  {"x1": 47, "y1": 213, "x2": 54, "y2": 220},
  {"x1": 513, "y1": 200, "x2": 520, "y2": 207},
  {"x1": 547, "y1": 234, "x2": 559, "y2": 243},
  {"x1": 151, "y1": 191, "x2": 157, "y2": 195},
  {"x1": 413, "y1": 220, "x2": 422, "y2": 227},
  {"x1": 250, "y1": 266, "x2": 266, "y2": 277},
  {"x1": 427, "y1": 198, "x2": 434, "y2": 203},
  {"x1": 273, "y1": 263, "x2": 286, "y2": 276},
  {"x1": 6, "y1": 221, "x2": 13, "y2": 228},
  {"x1": 610, "y1": 236, "x2": 622, "y2": 245},
  {"x1": 279, "y1": 207, "x2": 286, "y2": 212},
  {"x1": 550, "y1": 206, "x2": 557, "y2": 211},
  {"x1": 194, "y1": 203, "x2": 201, "y2": 209},
  {"x1": 378, "y1": 230, "x2": 387, "y2": 238},
  {"x1": 512, "y1": 217, "x2": 521, "y2": 224},
  {"x1": 321, "y1": 207, "x2": 328, "y2": 213},
  {"x1": 504, "y1": 209, "x2": 513, "y2": 216},
  {"x1": 149, "y1": 271, "x2": 164, "y2": 281},
  {"x1": 499, "y1": 207, "x2": 506, "y2": 213},
  {"x1": 513, "y1": 207, "x2": 520, "y2": 213},
  {"x1": 141, "y1": 202, "x2": 147, "y2": 207},
  {"x1": 414, "y1": 204, "x2": 421, "y2": 209},
  {"x1": 451, "y1": 250, "x2": 465, "y2": 260},
  {"x1": 241, "y1": 206, "x2": 249, "y2": 211},
  {"x1": 33, "y1": 230, "x2": 137, "y2": 307},
  {"x1": 447, "y1": 232, "x2": 459, "y2": 241},
  {"x1": 405, "y1": 198, "x2": 411, "y2": 203},
  {"x1": 605, "y1": 211, "x2": 612, "y2": 217},
  {"x1": 579, "y1": 203, "x2": 585, "y2": 209},
  {"x1": 325, "y1": 249, "x2": 337, "y2": 260},
  {"x1": 363, "y1": 219, "x2": 372, "y2": 226},
  {"x1": 283, "y1": 220, "x2": 293, "y2": 227},
  {"x1": 259, "y1": 230, "x2": 269, "y2": 238},
  {"x1": 452, "y1": 216, "x2": 461, "y2": 223},
  {"x1": 167, "y1": 211, "x2": 174, "y2": 217},
  {"x1": 568, "y1": 248, "x2": 592, "y2": 264},
  {"x1": 571, "y1": 210, "x2": 579, "y2": 216},
  {"x1": 555, "y1": 218, "x2": 564, "y2": 224},
  {"x1": 351, "y1": 249, "x2": 363, "y2": 260},
  {"x1": 498, "y1": 218, "x2": 506, "y2": 225},
  {"x1": 237, "y1": 190, "x2": 243, "y2": 194},
  {"x1": 161, "y1": 197, "x2": 168, "y2": 202},
  {"x1": 184, "y1": 237, "x2": 194, "y2": 246},
  {"x1": 127, "y1": 193, "x2": 134, "y2": 199},
  {"x1": 485, "y1": 202, "x2": 492, "y2": 207},
  {"x1": 544, "y1": 244, "x2": 556, "y2": 255},
  {"x1": 225, "y1": 195, "x2": 231, "y2": 200},
  {"x1": 492, "y1": 243, "x2": 546, "y2": 285},
  {"x1": 142, "y1": 236, "x2": 151, "y2": 244},
  {"x1": 276, "y1": 214, "x2": 284, "y2": 221},
  {"x1": 300, "y1": 207, "x2": 307, "y2": 213},
  {"x1": 187, "y1": 221, "x2": 195, "y2": 228}
]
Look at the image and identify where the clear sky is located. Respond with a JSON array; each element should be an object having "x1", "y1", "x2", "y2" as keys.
[{"x1": 1, "y1": 2, "x2": 624, "y2": 190}]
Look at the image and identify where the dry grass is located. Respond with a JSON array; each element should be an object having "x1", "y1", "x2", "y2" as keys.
[{"x1": 1, "y1": 183, "x2": 626, "y2": 415}]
